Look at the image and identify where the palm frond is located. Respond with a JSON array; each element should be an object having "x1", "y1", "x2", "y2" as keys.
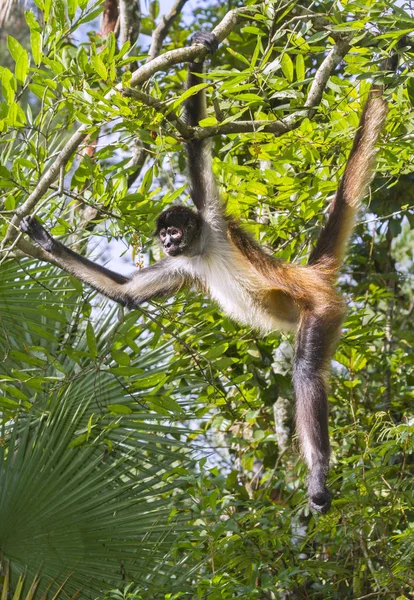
[{"x1": 0, "y1": 385, "x2": 191, "y2": 599}]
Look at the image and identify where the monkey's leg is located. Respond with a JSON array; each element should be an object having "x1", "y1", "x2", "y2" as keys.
[{"x1": 293, "y1": 311, "x2": 341, "y2": 514}]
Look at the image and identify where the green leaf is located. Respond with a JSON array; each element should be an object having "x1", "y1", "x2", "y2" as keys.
[
  {"x1": 11, "y1": 350, "x2": 46, "y2": 367},
  {"x1": 1, "y1": 68, "x2": 16, "y2": 104},
  {"x1": 54, "y1": 0, "x2": 66, "y2": 26},
  {"x1": 25, "y1": 10, "x2": 42, "y2": 31},
  {"x1": 204, "y1": 343, "x2": 229, "y2": 360},
  {"x1": 44, "y1": 0, "x2": 51, "y2": 21},
  {"x1": 86, "y1": 321, "x2": 98, "y2": 357},
  {"x1": 0, "y1": 165, "x2": 12, "y2": 178},
  {"x1": 140, "y1": 165, "x2": 153, "y2": 195},
  {"x1": 172, "y1": 83, "x2": 208, "y2": 110},
  {"x1": 67, "y1": 432, "x2": 88, "y2": 447},
  {"x1": 150, "y1": 0, "x2": 160, "y2": 20},
  {"x1": 77, "y1": 5, "x2": 104, "y2": 25},
  {"x1": 281, "y1": 53, "x2": 294, "y2": 83},
  {"x1": 8, "y1": 37, "x2": 29, "y2": 84},
  {"x1": 307, "y1": 31, "x2": 330, "y2": 44},
  {"x1": 106, "y1": 32, "x2": 116, "y2": 61},
  {"x1": 233, "y1": 93, "x2": 263, "y2": 102},
  {"x1": 151, "y1": 396, "x2": 183, "y2": 415},
  {"x1": 407, "y1": 78, "x2": 414, "y2": 106},
  {"x1": 107, "y1": 403, "x2": 133, "y2": 414},
  {"x1": 7, "y1": 36, "x2": 25, "y2": 62},
  {"x1": 226, "y1": 47, "x2": 251, "y2": 67},
  {"x1": 111, "y1": 349, "x2": 131, "y2": 366},
  {"x1": 7, "y1": 101, "x2": 26, "y2": 126},
  {"x1": 296, "y1": 54, "x2": 305, "y2": 82},
  {"x1": 375, "y1": 28, "x2": 414, "y2": 39},
  {"x1": 67, "y1": 0, "x2": 77, "y2": 20},
  {"x1": 29, "y1": 83, "x2": 55, "y2": 100},
  {"x1": 132, "y1": 372, "x2": 167, "y2": 389},
  {"x1": 0, "y1": 397, "x2": 21, "y2": 410},
  {"x1": 91, "y1": 54, "x2": 108, "y2": 80},
  {"x1": 30, "y1": 31, "x2": 42, "y2": 66},
  {"x1": 15, "y1": 53, "x2": 29, "y2": 85}
]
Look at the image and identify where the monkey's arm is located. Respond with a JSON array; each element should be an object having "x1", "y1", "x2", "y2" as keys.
[
  {"x1": 185, "y1": 33, "x2": 220, "y2": 215},
  {"x1": 20, "y1": 216, "x2": 185, "y2": 307}
]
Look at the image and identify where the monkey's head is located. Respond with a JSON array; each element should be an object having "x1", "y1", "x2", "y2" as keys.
[{"x1": 155, "y1": 205, "x2": 202, "y2": 257}]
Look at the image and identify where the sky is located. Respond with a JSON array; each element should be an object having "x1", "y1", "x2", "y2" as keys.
[
  {"x1": 159, "y1": 0, "x2": 177, "y2": 10},
  {"x1": 159, "y1": 0, "x2": 202, "y2": 19}
]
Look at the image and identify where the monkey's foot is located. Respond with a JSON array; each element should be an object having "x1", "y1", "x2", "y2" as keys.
[
  {"x1": 191, "y1": 32, "x2": 218, "y2": 55},
  {"x1": 308, "y1": 488, "x2": 331, "y2": 514},
  {"x1": 20, "y1": 215, "x2": 55, "y2": 252}
]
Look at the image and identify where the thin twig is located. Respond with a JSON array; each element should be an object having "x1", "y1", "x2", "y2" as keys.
[
  {"x1": 354, "y1": 593, "x2": 388, "y2": 600},
  {"x1": 121, "y1": 87, "x2": 192, "y2": 137},
  {"x1": 126, "y1": 138, "x2": 148, "y2": 189},
  {"x1": 148, "y1": 0, "x2": 190, "y2": 62}
]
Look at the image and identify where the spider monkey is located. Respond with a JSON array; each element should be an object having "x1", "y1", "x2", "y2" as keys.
[{"x1": 20, "y1": 32, "x2": 390, "y2": 513}]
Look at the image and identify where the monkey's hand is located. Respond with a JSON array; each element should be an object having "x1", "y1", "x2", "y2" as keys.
[
  {"x1": 191, "y1": 32, "x2": 218, "y2": 55},
  {"x1": 20, "y1": 216, "x2": 56, "y2": 253}
]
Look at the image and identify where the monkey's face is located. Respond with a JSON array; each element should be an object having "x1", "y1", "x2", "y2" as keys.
[
  {"x1": 155, "y1": 205, "x2": 202, "y2": 257},
  {"x1": 159, "y1": 225, "x2": 184, "y2": 256}
]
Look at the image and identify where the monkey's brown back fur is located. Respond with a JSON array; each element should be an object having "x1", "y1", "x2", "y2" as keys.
[{"x1": 227, "y1": 88, "x2": 388, "y2": 335}]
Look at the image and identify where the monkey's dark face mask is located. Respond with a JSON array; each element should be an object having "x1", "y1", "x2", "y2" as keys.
[{"x1": 155, "y1": 206, "x2": 202, "y2": 257}]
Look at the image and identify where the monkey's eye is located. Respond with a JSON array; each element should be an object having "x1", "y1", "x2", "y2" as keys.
[
  {"x1": 159, "y1": 229, "x2": 166, "y2": 240},
  {"x1": 169, "y1": 228, "x2": 182, "y2": 239}
]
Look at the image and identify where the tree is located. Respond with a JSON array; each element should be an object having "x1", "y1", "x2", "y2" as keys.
[{"x1": 1, "y1": 0, "x2": 414, "y2": 598}]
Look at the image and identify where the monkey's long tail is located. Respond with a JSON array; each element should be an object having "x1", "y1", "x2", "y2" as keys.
[{"x1": 308, "y1": 86, "x2": 389, "y2": 271}]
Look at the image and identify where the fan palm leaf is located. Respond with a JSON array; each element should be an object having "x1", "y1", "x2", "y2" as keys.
[
  {"x1": 0, "y1": 261, "x2": 205, "y2": 599},
  {"x1": 0, "y1": 380, "x2": 192, "y2": 598}
]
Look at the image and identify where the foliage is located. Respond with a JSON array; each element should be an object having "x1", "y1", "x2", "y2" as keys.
[
  {"x1": 0, "y1": 0, "x2": 414, "y2": 598},
  {"x1": 0, "y1": 259, "x2": 206, "y2": 597}
]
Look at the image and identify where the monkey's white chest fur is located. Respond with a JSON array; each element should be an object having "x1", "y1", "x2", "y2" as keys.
[{"x1": 175, "y1": 240, "x2": 289, "y2": 334}]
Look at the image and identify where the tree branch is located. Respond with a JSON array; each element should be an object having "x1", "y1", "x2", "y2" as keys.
[
  {"x1": 304, "y1": 36, "x2": 351, "y2": 111},
  {"x1": 123, "y1": 36, "x2": 351, "y2": 141},
  {"x1": 202, "y1": 36, "x2": 351, "y2": 137},
  {"x1": 3, "y1": 5, "x2": 350, "y2": 257},
  {"x1": 100, "y1": 0, "x2": 119, "y2": 37},
  {"x1": 126, "y1": 138, "x2": 148, "y2": 189},
  {"x1": 1, "y1": 5, "x2": 259, "y2": 251},
  {"x1": 130, "y1": 6, "x2": 256, "y2": 87},
  {"x1": 148, "y1": 0, "x2": 190, "y2": 62},
  {"x1": 119, "y1": 0, "x2": 141, "y2": 47}
]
